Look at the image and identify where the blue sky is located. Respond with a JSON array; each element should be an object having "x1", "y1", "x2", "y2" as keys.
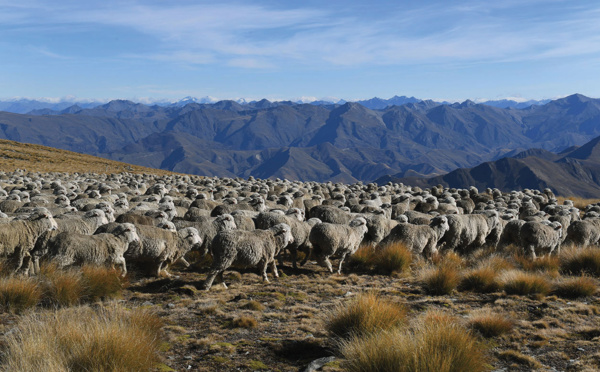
[{"x1": 1, "y1": 0, "x2": 600, "y2": 103}]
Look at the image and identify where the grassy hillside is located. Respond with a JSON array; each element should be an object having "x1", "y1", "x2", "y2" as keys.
[{"x1": 0, "y1": 139, "x2": 176, "y2": 175}]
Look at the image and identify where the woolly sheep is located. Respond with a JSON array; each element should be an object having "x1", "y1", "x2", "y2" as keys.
[
  {"x1": 309, "y1": 217, "x2": 368, "y2": 274},
  {"x1": 40, "y1": 223, "x2": 140, "y2": 276},
  {"x1": 439, "y1": 212, "x2": 500, "y2": 253},
  {"x1": 379, "y1": 215, "x2": 449, "y2": 258},
  {"x1": 202, "y1": 223, "x2": 293, "y2": 290},
  {"x1": 520, "y1": 221, "x2": 563, "y2": 259}
]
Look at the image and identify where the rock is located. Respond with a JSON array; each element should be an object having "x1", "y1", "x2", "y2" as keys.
[{"x1": 303, "y1": 356, "x2": 336, "y2": 372}]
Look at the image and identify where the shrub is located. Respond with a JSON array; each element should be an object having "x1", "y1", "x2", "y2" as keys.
[
  {"x1": 552, "y1": 276, "x2": 597, "y2": 298},
  {"x1": 1, "y1": 305, "x2": 163, "y2": 371},
  {"x1": 460, "y1": 266, "x2": 501, "y2": 293},
  {"x1": 560, "y1": 247, "x2": 600, "y2": 277},
  {"x1": 0, "y1": 277, "x2": 42, "y2": 313},
  {"x1": 80, "y1": 265, "x2": 125, "y2": 301},
  {"x1": 374, "y1": 242, "x2": 412, "y2": 275},
  {"x1": 341, "y1": 311, "x2": 488, "y2": 372},
  {"x1": 502, "y1": 270, "x2": 551, "y2": 297},
  {"x1": 468, "y1": 310, "x2": 514, "y2": 338},
  {"x1": 420, "y1": 264, "x2": 461, "y2": 295},
  {"x1": 326, "y1": 292, "x2": 407, "y2": 340}
]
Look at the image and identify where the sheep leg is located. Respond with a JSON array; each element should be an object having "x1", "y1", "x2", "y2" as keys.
[
  {"x1": 317, "y1": 255, "x2": 333, "y2": 273},
  {"x1": 258, "y1": 260, "x2": 270, "y2": 283},
  {"x1": 290, "y1": 249, "x2": 298, "y2": 270},
  {"x1": 178, "y1": 257, "x2": 190, "y2": 268},
  {"x1": 115, "y1": 256, "x2": 127, "y2": 277},
  {"x1": 300, "y1": 247, "x2": 312, "y2": 266},
  {"x1": 218, "y1": 272, "x2": 227, "y2": 289},
  {"x1": 528, "y1": 245, "x2": 537, "y2": 260},
  {"x1": 33, "y1": 257, "x2": 40, "y2": 276},
  {"x1": 271, "y1": 261, "x2": 279, "y2": 278},
  {"x1": 155, "y1": 261, "x2": 164, "y2": 277},
  {"x1": 337, "y1": 253, "x2": 347, "y2": 275},
  {"x1": 202, "y1": 269, "x2": 222, "y2": 290}
]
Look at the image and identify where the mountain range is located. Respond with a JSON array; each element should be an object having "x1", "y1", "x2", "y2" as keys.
[
  {"x1": 0, "y1": 95, "x2": 550, "y2": 115},
  {"x1": 0, "y1": 93, "x2": 599, "y2": 193}
]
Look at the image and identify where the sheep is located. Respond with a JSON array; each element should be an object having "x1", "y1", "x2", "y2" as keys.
[
  {"x1": 127, "y1": 225, "x2": 202, "y2": 277},
  {"x1": 173, "y1": 214, "x2": 237, "y2": 257},
  {"x1": 309, "y1": 217, "x2": 368, "y2": 274},
  {"x1": 202, "y1": 223, "x2": 293, "y2": 290},
  {"x1": 520, "y1": 221, "x2": 563, "y2": 259},
  {"x1": 38, "y1": 223, "x2": 140, "y2": 276},
  {"x1": 254, "y1": 209, "x2": 318, "y2": 269},
  {"x1": 497, "y1": 219, "x2": 526, "y2": 251},
  {"x1": 308, "y1": 205, "x2": 352, "y2": 224},
  {"x1": 564, "y1": 219, "x2": 600, "y2": 247},
  {"x1": 0, "y1": 208, "x2": 58, "y2": 273},
  {"x1": 379, "y1": 216, "x2": 449, "y2": 258},
  {"x1": 363, "y1": 214, "x2": 399, "y2": 245},
  {"x1": 439, "y1": 212, "x2": 501, "y2": 253}
]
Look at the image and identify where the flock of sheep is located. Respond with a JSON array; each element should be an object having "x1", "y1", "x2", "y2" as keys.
[{"x1": 0, "y1": 170, "x2": 597, "y2": 291}]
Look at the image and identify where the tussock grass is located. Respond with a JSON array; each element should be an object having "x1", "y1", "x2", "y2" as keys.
[
  {"x1": 326, "y1": 292, "x2": 407, "y2": 340},
  {"x1": 552, "y1": 276, "x2": 598, "y2": 298},
  {"x1": 501, "y1": 270, "x2": 551, "y2": 297},
  {"x1": 0, "y1": 277, "x2": 42, "y2": 313},
  {"x1": 420, "y1": 264, "x2": 461, "y2": 296},
  {"x1": 230, "y1": 316, "x2": 258, "y2": 329},
  {"x1": 340, "y1": 311, "x2": 488, "y2": 372},
  {"x1": 80, "y1": 265, "x2": 125, "y2": 302},
  {"x1": 40, "y1": 264, "x2": 83, "y2": 307},
  {"x1": 242, "y1": 300, "x2": 265, "y2": 311},
  {"x1": 350, "y1": 242, "x2": 412, "y2": 275},
  {"x1": 515, "y1": 254, "x2": 560, "y2": 275},
  {"x1": 498, "y1": 350, "x2": 542, "y2": 369},
  {"x1": 460, "y1": 266, "x2": 501, "y2": 293},
  {"x1": 560, "y1": 246, "x2": 600, "y2": 277},
  {"x1": 374, "y1": 242, "x2": 412, "y2": 275},
  {"x1": 1, "y1": 305, "x2": 163, "y2": 372},
  {"x1": 468, "y1": 309, "x2": 514, "y2": 338}
]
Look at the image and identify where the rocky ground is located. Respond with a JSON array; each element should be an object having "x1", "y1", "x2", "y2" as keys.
[{"x1": 113, "y1": 255, "x2": 600, "y2": 372}]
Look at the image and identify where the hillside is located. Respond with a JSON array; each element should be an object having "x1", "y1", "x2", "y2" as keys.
[
  {"x1": 0, "y1": 94, "x2": 599, "y2": 182},
  {"x1": 0, "y1": 139, "x2": 175, "y2": 175},
  {"x1": 379, "y1": 134, "x2": 600, "y2": 197}
]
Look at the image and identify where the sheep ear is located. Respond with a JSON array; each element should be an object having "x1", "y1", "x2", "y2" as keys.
[{"x1": 554, "y1": 224, "x2": 562, "y2": 230}]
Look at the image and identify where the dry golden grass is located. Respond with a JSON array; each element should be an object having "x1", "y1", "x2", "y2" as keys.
[
  {"x1": 349, "y1": 244, "x2": 377, "y2": 271},
  {"x1": 230, "y1": 316, "x2": 258, "y2": 329},
  {"x1": 420, "y1": 263, "x2": 461, "y2": 295},
  {"x1": 501, "y1": 270, "x2": 551, "y2": 297},
  {"x1": 0, "y1": 138, "x2": 176, "y2": 175},
  {"x1": 340, "y1": 311, "x2": 488, "y2": 372},
  {"x1": 560, "y1": 246, "x2": 600, "y2": 277},
  {"x1": 552, "y1": 276, "x2": 598, "y2": 299},
  {"x1": 1, "y1": 305, "x2": 163, "y2": 372},
  {"x1": 0, "y1": 277, "x2": 42, "y2": 314},
  {"x1": 557, "y1": 196, "x2": 600, "y2": 210},
  {"x1": 40, "y1": 264, "x2": 83, "y2": 307},
  {"x1": 468, "y1": 309, "x2": 514, "y2": 338},
  {"x1": 498, "y1": 350, "x2": 542, "y2": 369},
  {"x1": 326, "y1": 292, "x2": 408, "y2": 340},
  {"x1": 80, "y1": 265, "x2": 125, "y2": 302},
  {"x1": 514, "y1": 254, "x2": 560, "y2": 275},
  {"x1": 374, "y1": 241, "x2": 413, "y2": 275},
  {"x1": 460, "y1": 266, "x2": 501, "y2": 293}
]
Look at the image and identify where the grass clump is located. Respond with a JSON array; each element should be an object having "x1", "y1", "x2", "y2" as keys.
[
  {"x1": 460, "y1": 266, "x2": 501, "y2": 293},
  {"x1": 2, "y1": 305, "x2": 163, "y2": 371},
  {"x1": 515, "y1": 254, "x2": 560, "y2": 275},
  {"x1": 498, "y1": 350, "x2": 542, "y2": 369},
  {"x1": 242, "y1": 300, "x2": 266, "y2": 311},
  {"x1": 340, "y1": 311, "x2": 488, "y2": 372},
  {"x1": 560, "y1": 246, "x2": 600, "y2": 277},
  {"x1": 80, "y1": 265, "x2": 125, "y2": 301},
  {"x1": 468, "y1": 310, "x2": 514, "y2": 338},
  {"x1": 552, "y1": 276, "x2": 597, "y2": 298},
  {"x1": 230, "y1": 316, "x2": 258, "y2": 329},
  {"x1": 420, "y1": 263, "x2": 461, "y2": 296},
  {"x1": 326, "y1": 292, "x2": 407, "y2": 340},
  {"x1": 0, "y1": 277, "x2": 42, "y2": 314},
  {"x1": 374, "y1": 242, "x2": 413, "y2": 275},
  {"x1": 502, "y1": 270, "x2": 551, "y2": 297},
  {"x1": 349, "y1": 245, "x2": 377, "y2": 271},
  {"x1": 40, "y1": 264, "x2": 83, "y2": 307}
]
